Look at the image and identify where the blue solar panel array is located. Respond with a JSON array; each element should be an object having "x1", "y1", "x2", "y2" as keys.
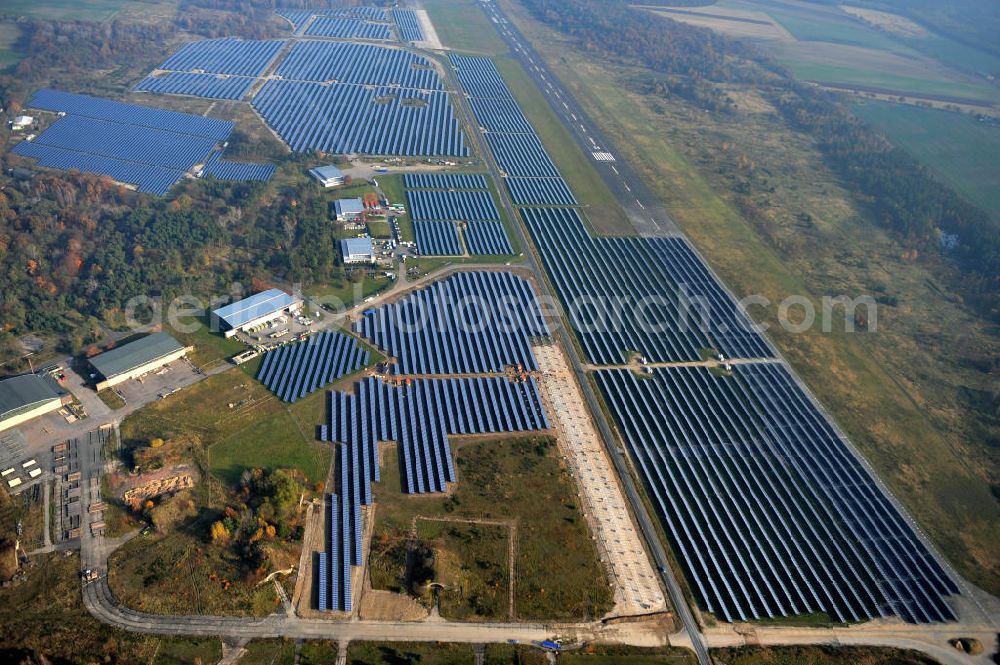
[
  {"x1": 276, "y1": 41, "x2": 442, "y2": 90},
  {"x1": 253, "y1": 80, "x2": 467, "y2": 157},
  {"x1": 505, "y1": 177, "x2": 577, "y2": 206},
  {"x1": 404, "y1": 173, "x2": 488, "y2": 190},
  {"x1": 469, "y1": 97, "x2": 534, "y2": 134},
  {"x1": 355, "y1": 271, "x2": 549, "y2": 374},
  {"x1": 486, "y1": 133, "x2": 560, "y2": 177},
  {"x1": 394, "y1": 9, "x2": 424, "y2": 41},
  {"x1": 158, "y1": 38, "x2": 284, "y2": 76},
  {"x1": 276, "y1": 9, "x2": 313, "y2": 33},
  {"x1": 134, "y1": 72, "x2": 256, "y2": 101},
  {"x1": 26, "y1": 89, "x2": 234, "y2": 140},
  {"x1": 452, "y1": 53, "x2": 957, "y2": 626},
  {"x1": 257, "y1": 331, "x2": 368, "y2": 402},
  {"x1": 11, "y1": 142, "x2": 185, "y2": 196},
  {"x1": 596, "y1": 364, "x2": 957, "y2": 624},
  {"x1": 464, "y1": 221, "x2": 513, "y2": 256},
  {"x1": 304, "y1": 16, "x2": 392, "y2": 40},
  {"x1": 15, "y1": 89, "x2": 233, "y2": 195},
  {"x1": 200, "y1": 152, "x2": 275, "y2": 181},
  {"x1": 522, "y1": 207, "x2": 771, "y2": 363},
  {"x1": 317, "y1": 374, "x2": 550, "y2": 611},
  {"x1": 413, "y1": 220, "x2": 461, "y2": 256},
  {"x1": 407, "y1": 189, "x2": 500, "y2": 221},
  {"x1": 451, "y1": 54, "x2": 515, "y2": 100}
]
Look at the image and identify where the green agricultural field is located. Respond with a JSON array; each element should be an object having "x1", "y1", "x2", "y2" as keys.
[
  {"x1": 241, "y1": 640, "x2": 296, "y2": 665},
  {"x1": 560, "y1": 646, "x2": 696, "y2": 665},
  {"x1": 152, "y1": 638, "x2": 223, "y2": 665},
  {"x1": 0, "y1": 22, "x2": 23, "y2": 71},
  {"x1": 852, "y1": 101, "x2": 1000, "y2": 220},
  {"x1": 370, "y1": 436, "x2": 613, "y2": 621},
  {"x1": 783, "y1": 61, "x2": 1000, "y2": 103},
  {"x1": 711, "y1": 645, "x2": 939, "y2": 665},
  {"x1": 1, "y1": 0, "x2": 130, "y2": 21}
]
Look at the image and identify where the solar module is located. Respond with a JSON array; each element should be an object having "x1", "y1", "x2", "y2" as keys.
[
  {"x1": 394, "y1": 9, "x2": 424, "y2": 42},
  {"x1": 134, "y1": 72, "x2": 256, "y2": 101},
  {"x1": 355, "y1": 271, "x2": 549, "y2": 374},
  {"x1": 407, "y1": 189, "x2": 501, "y2": 221},
  {"x1": 595, "y1": 364, "x2": 957, "y2": 624},
  {"x1": 200, "y1": 152, "x2": 275, "y2": 181},
  {"x1": 277, "y1": 41, "x2": 442, "y2": 90},
  {"x1": 157, "y1": 38, "x2": 285, "y2": 77},
  {"x1": 404, "y1": 173, "x2": 488, "y2": 190},
  {"x1": 257, "y1": 331, "x2": 368, "y2": 402},
  {"x1": 412, "y1": 220, "x2": 462, "y2": 256}
]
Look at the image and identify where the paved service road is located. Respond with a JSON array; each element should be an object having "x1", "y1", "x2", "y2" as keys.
[{"x1": 477, "y1": 0, "x2": 677, "y2": 237}]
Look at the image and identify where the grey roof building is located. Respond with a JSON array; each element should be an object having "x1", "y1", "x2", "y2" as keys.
[
  {"x1": 309, "y1": 164, "x2": 346, "y2": 187},
  {"x1": 0, "y1": 374, "x2": 67, "y2": 432},
  {"x1": 334, "y1": 198, "x2": 365, "y2": 221},
  {"x1": 89, "y1": 332, "x2": 190, "y2": 390},
  {"x1": 340, "y1": 237, "x2": 375, "y2": 264}
]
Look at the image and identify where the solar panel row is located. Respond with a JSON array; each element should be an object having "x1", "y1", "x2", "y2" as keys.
[
  {"x1": 412, "y1": 220, "x2": 461, "y2": 256},
  {"x1": 257, "y1": 331, "x2": 368, "y2": 402},
  {"x1": 393, "y1": 9, "x2": 424, "y2": 42},
  {"x1": 16, "y1": 90, "x2": 233, "y2": 195},
  {"x1": 595, "y1": 364, "x2": 957, "y2": 623},
  {"x1": 406, "y1": 189, "x2": 500, "y2": 221},
  {"x1": 355, "y1": 271, "x2": 549, "y2": 375},
  {"x1": 200, "y1": 152, "x2": 275, "y2": 181},
  {"x1": 304, "y1": 16, "x2": 392, "y2": 40},
  {"x1": 505, "y1": 177, "x2": 578, "y2": 206},
  {"x1": 468, "y1": 97, "x2": 534, "y2": 134},
  {"x1": 26, "y1": 89, "x2": 234, "y2": 140},
  {"x1": 485, "y1": 132, "x2": 560, "y2": 177},
  {"x1": 253, "y1": 80, "x2": 467, "y2": 156},
  {"x1": 451, "y1": 54, "x2": 515, "y2": 100},
  {"x1": 158, "y1": 38, "x2": 284, "y2": 76},
  {"x1": 464, "y1": 221, "x2": 513, "y2": 256},
  {"x1": 11, "y1": 141, "x2": 185, "y2": 196},
  {"x1": 403, "y1": 173, "x2": 488, "y2": 190},
  {"x1": 35, "y1": 115, "x2": 217, "y2": 171},
  {"x1": 134, "y1": 72, "x2": 256, "y2": 101},
  {"x1": 275, "y1": 9, "x2": 313, "y2": 32},
  {"x1": 452, "y1": 53, "x2": 958, "y2": 626},
  {"x1": 276, "y1": 41, "x2": 442, "y2": 90},
  {"x1": 318, "y1": 374, "x2": 550, "y2": 611}
]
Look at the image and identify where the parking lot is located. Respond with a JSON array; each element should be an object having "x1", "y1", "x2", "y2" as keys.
[{"x1": 534, "y1": 343, "x2": 666, "y2": 615}]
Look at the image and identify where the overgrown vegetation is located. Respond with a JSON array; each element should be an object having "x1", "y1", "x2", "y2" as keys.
[{"x1": 369, "y1": 436, "x2": 612, "y2": 621}]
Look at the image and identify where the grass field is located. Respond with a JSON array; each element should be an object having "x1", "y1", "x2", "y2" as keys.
[
  {"x1": 241, "y1": 640, "x2": 296, "y2": 665},
  {"x1": 152, "y1": 638, "x2": 223, "y2": 665},
  {"x1": 561, "y1": 646, "x2": 695, "y2": 665},
  {"x1": 852, "y1": 101, "x2": 1000, "y2": 220},
  {"x1": 1, "y1": 0, "x2": 127, "y2": 21},
  {"x1": 0, "y1": 22, "x2": 23, "y2": 71},
  {"x1": 369, "y1": 436, "x2": 613, "y2": 621},
  {"x1": 781, "y1": 61, "x2": 1000, "y2": 103},
  {"x1": 423, "y1": 0, "x2": 508, "y2": 55},
  {"x1": 500, "y1": 0, "x2": 1000, "y2": 596},
  {"x1": 209, "y1": 410, "x2": 331, "y2": 487}
]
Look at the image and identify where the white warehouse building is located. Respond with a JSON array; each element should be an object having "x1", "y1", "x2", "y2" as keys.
[{"x1": 211, "y1": 288, "x2": 303, "y2": 338}]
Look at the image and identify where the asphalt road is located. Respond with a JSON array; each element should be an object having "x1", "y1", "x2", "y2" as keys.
[{"x1": 477, "y1": 0, "x2": 677, "y2": 237}]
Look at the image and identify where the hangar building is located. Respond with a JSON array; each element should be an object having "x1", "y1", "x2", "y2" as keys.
[
  {"x1": 211, "y1": 288, "x2": 303, "y2": 338},
  {"x1": 0, "y1": 374, "x2": 70, "y2": 433},
  {"x1": 340, "y1": 237, "x2": 375, "y2": 264},
  {"x1": 90, "y1": 332, "x2": 191, "y2": 391}
]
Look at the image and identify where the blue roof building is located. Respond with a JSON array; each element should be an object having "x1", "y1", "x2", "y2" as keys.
[
  {"x1": 211, "y1": 288, "x2": 303, "y2": 338},
  {"x1": 340, "y1": 237, "x2": 374, "y2": 264}
]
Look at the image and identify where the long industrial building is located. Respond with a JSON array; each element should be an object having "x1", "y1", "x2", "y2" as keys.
[
  {"x1": 211, "y1": 288, "x2": 302, "y2": 338},
  {"x1": 90, "y1": 332, "x2": 191, "y2": 391},
  {"x1": 0, "y1": 374, "x2": 70, "y2": 433}
]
